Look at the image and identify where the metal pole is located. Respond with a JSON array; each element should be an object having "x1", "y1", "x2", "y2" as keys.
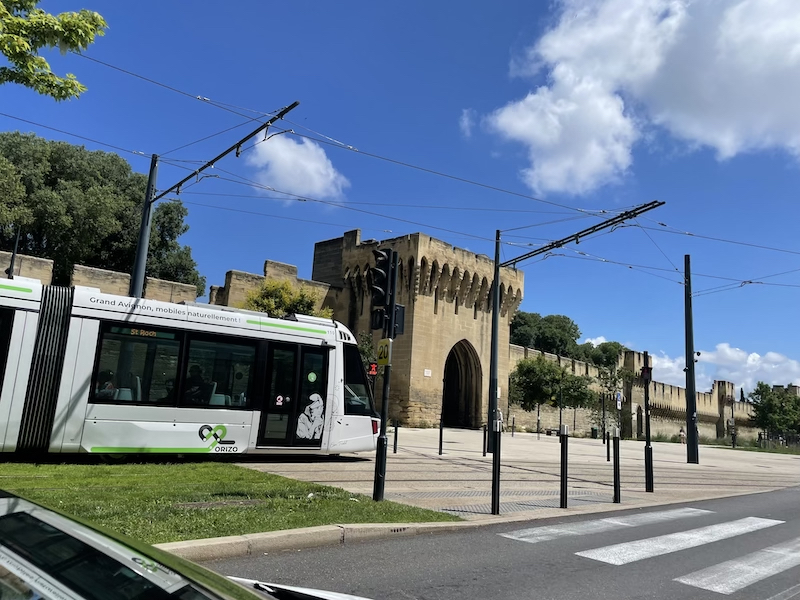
[
  {"x1": 130, "y1": 101, "x2": 300, "y2": 297},
  {"x1": 488, "y1": 230, "x2": 501, "y2": 452},
  {"x1": 602, "y1": 392, "x2": 606, "y2": 444},
  {"x1": 606, "y1": 431, "x2": 611, "y2": 462},
  {"x1": 491, "y1": 415, "x2": 502, "y2": 515},
  {"x1": 393, "y1": 420, "x2": 398, "y2": 454},
  {"x1": 684, "y1": 255, "x2": 699, "y2": 464},
  {"x1": 489, "y1": 230, "x2": 502, "y2": 515},
  {"x1": 731, "y1": 399, "x2": 737, "y2": 448},
  {"x1": 613, "y1": 428, "x2": 621, "y2": 503},
  {"x1": 537, "y1": 403, "x2": 541, "y2": 440},
  {"x1": 643, "y1": 351, "x2": 653, "y2": 493},
  {"x1": 130, "y1": 153, "x2": 158, "y2": 298},
  {"x1": 373, "y1": 251, "x2": 398, "y2": 501},
  {"x1": 483, "y1": 424, "x2": 487, "y2": 457},
  {"x1": 558, "y1": 379, "x2": 563, "y2": 431},
  {"x1": 560, "y1": 424, "x2": 569, "y2": 508},
  {"x1": 511, "y1": 416, "x2": 515, "y2": 437},
  {"x1": 438, "y1": 414, "x2": 444, "y2": 456},
  {"x1": 5, "y1": 226, "x2": 21, "y2": 279}
]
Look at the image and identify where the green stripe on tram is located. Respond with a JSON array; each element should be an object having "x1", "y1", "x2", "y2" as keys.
[
  {"x1": 0, "y1": 283, "x2": 33, "y2": 293},
  {"x1": 245, "y1": 320, "x2": 327, "y2": 335},
  {"x1": 91, "y1": 446, "x2": 213, "y2": 454}
]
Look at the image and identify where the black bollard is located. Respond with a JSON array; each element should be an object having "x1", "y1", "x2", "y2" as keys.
[
  {"x1": 439, "y1": 417, "x2": 444, "y2": 456},
  {"x1": 560, "y1": 424, "x2": 569, "y2": 508},
  {"x1": 645, "y1": 445, "x2": 654, "y2": 493},
  {"x1": 483, "y1": 424, "x2": 487, "y2": 457},
  {"x1": 393, "y1": 420, "x2": 398, "y2": 454},
  {"x1": 606, "y1": 431, "x2": 611, "y2": 462},
  {"x1": 512, "y1": 416, "x2": 515, "y2": 437},
  {"x1": 613, "y1": 428, "x2": 621, "y2": 503}
]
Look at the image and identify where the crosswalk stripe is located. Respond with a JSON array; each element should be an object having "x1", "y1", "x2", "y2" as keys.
[
  {"x1": 499, "y1": 507, "x2": 712, "y2": 544},
  {"x1": 675, "y1": 536, "x2": 800, "y2": 595},
  {"x1": 575, "y1": 517, "x2": 783, "y2": 565},
  {"x1": 765, "y1": 583, "x2": 800, "y2": 600}
]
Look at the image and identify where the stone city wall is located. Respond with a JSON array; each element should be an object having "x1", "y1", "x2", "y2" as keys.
[
  {"x1": 1, "y1": 252, "x2": 196, "y2": 302},
  {"x1": 507, "y1": 344, "x2": 758, "y2": 441}
]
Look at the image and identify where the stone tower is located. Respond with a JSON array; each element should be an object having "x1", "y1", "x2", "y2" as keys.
[{"x1": 313, "y1": 230, "x2": 523, "y2": 427}]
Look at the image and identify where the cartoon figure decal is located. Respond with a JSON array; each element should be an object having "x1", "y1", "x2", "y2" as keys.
[{"x1": 296, "y1": 393, "x2": 325, "y2": 440}]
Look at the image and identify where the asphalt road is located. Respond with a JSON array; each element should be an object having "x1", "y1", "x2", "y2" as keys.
[{"x1": 206, "y1": 486, "x2": 800, "y2": 600}]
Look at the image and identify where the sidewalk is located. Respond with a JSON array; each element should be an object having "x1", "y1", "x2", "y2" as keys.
[
  {"x1": 157, "y1": 428, "x2": 800, "y2": 561},
  {"x1": 242, "y1": 427, "x2": 800, "y2": 517}
]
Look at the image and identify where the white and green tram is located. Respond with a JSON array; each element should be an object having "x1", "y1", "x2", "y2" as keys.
[{"x1": 0, "y1": 278, "x2": 379, "y2": 456}]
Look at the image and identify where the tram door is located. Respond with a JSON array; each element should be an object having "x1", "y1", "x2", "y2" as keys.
[{"x1": 258, "y1": 343, "x2": 327, "y2": 447}]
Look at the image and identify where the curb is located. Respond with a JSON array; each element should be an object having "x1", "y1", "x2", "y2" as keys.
[
  {"x1": 154, "y1": 521, "x2": 474, "y2": 562},
  {"x1": 154, "y1": 486, "x2": 788, "y2": 562}
]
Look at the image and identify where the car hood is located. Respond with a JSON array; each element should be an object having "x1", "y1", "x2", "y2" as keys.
[{"x1": 229, "y1": 577, "x2": 373, "y2": 600}]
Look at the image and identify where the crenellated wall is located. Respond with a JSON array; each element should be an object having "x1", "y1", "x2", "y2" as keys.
[
  {"x1": 508, "y1": 345, "x2": 758, "y2": 440},
  {"x1": 0, "y1": 252, "x2": 197, "y2": 303}
]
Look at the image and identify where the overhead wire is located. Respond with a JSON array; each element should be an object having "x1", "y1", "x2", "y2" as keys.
[
  {"x1": 169, "y1": 198, "x2": 391, "y2": 233},
  {"x1": 693, "y1": 265, "x2": 800, "y2": 298},
  {"x1": 631, "y1": 220, "x2": 800, "y2": 258},
  {"x1": 178, "y1": 191, "x2": 577, "y2": 214},
  {"x1": 159, "y1": 157, "x2": 587, "y2": 243},
  {"x1": 195, "y1": 167, "x2": 503, "y2": 244},
  {"x1": 159, "y1": 118, "x2": 265, "y2": 157},
  {"x1": 633, "y1": 217, "x2": 680, "y2": 272},
  {"x1": 0, "y1": 111, "x2": 149, "y2": 158},
  {"x1": 71, "y1": 53, "x2": 635, "y2": 217}
]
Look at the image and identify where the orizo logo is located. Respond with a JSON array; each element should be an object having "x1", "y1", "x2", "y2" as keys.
[{"x1": 198, "y1": 424, "x2": 235, "y2": 446}]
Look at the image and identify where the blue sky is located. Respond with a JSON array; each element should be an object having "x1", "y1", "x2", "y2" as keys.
[{"x1": 4, "y1": 0, "x2": 800, "y2": 393}]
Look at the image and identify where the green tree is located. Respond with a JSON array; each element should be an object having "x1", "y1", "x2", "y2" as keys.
[
  {"x1": 537, "y1": 314, "x2": 581, "y2": 357},
  {"x1": 509, "y1": 311, "x2": 541, "y2": 348},
  {"x1": 0, "y1": 1, "x2": 106, "y2": 100},
  {"x1": 242, "y1": 280, "x2": 333, "y2": 319},
  {"x1": 509, "y1": 355, "x2": 596, "y2": 413},
  {"x1": 509, "y1": 311, "x2": 581, "y2": 357},
  {"x1": 357, "y1": 331, "x2": 376, "y2": 367},
  {"x1": 0, "y1": 154, "x2": 27, "y2": 230},
  {"x1": 749, "y1": 383, "x2": 800, "y2": 435},
  {"x1": 0, "y1": 132, "x2": 205, "y2": 294}
]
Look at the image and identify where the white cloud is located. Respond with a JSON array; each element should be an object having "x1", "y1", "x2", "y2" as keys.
[
  {"x1": 488, "y1": 0, "x2": 800, "y2": 195},
  {"x1": 459, "y1": 108, "x2": 476, "y2": 138},
  {"x1": 650, "y1": 343, "x2": 800, "y2": 395},
  {"x1": 583, "y1": 336, "x2": 607, "y2": 346},
  {"x1": 246, "y1": 135, "x2": 349, "y2": 200}
]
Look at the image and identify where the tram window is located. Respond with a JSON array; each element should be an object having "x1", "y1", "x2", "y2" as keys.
[
  {"x1": 181, "y1": 337, "x2": 255, "y2": 408},
  {"x1": 92, "y1": 325, "x2": 181, "y2": 405},
  {"x1": 0, "y1": 308, "x2": 13, "y2": 396},
  {"x1": 343, "y1": 345, "x2": 377, "y2": 416}
]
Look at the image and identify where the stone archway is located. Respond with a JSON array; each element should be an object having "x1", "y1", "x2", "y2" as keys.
[{"x1": 441, "y1": 339, "x2": 482, "y2": 428}]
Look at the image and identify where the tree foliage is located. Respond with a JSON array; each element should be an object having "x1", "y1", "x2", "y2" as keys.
[
  {"x1": 510, "y1": 310, "x2": 625, "y2": 368},
  {"x1": 0, "y1": 132, "x2": 205, "y2": 294},
  {"x1": 749, "y1": 383, "x2": 800, "y2": 434},
  {"x1": 0, "y1": 1, "x2": 107, "y2": 100},
  {"x1": 243, "y1": 280, "x2": 333, "y2": 319},
  {"x1": 509, "y1": 356, "x2": 597, "y2": 412}
]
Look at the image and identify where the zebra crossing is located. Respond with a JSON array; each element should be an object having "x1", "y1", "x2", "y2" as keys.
[{"x1": 500, "y1": 508, "x2": 800, "y2": 597}]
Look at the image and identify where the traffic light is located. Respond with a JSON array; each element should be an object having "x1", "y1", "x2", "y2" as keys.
[{"x1": 371, "y1": 248, "x2": 391, "y2": 308}]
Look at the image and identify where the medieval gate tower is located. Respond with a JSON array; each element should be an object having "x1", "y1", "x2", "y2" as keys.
[{"x1": 313, "y1": 230, "x2": 523, "y2": 427}]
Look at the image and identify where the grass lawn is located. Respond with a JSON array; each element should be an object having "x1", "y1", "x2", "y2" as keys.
[{"x1": 0, "y1": 461, "x2": 459, "y2": 545}]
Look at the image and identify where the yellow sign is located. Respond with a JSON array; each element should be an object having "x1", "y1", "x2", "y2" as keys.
[{"x1": 377, "y1": 338, "x2": 393, "y2": 366}]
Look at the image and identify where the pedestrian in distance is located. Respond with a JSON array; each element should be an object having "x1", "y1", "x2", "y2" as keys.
[{"x1": 679, "y1": 427, "x2": 687, "y2": 444}]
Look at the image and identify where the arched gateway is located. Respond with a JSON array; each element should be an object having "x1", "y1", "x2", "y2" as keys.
[{"x1": 441, "y1": 339, "x2": 482, "y2": 428}]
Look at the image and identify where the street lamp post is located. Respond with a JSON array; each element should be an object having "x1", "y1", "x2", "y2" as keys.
[{"x1": 642, "y1": 352, "x2": 654, "y2": 493}]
